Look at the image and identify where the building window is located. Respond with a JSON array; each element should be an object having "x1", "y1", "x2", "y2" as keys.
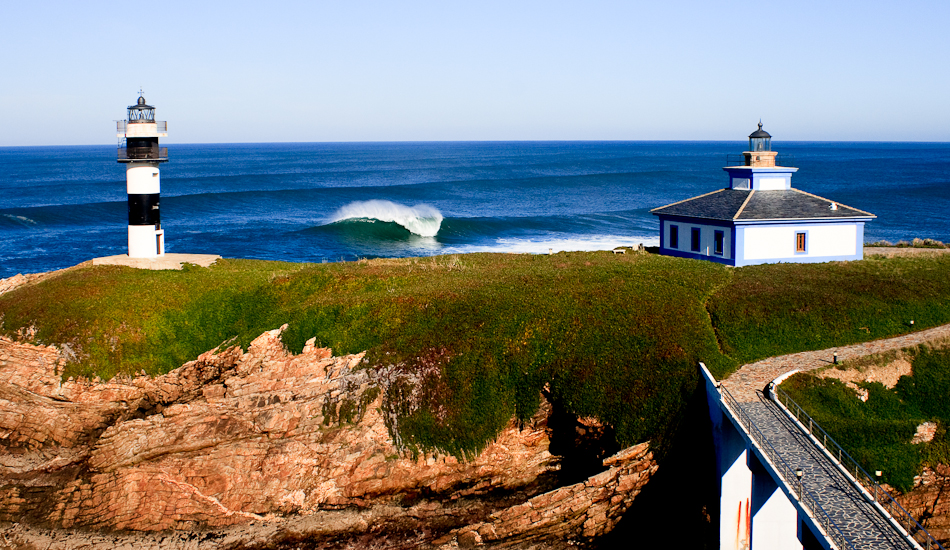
[
  {"x1": 796, "y1": 232, "x2": 807, "y2": 253},
  {"x1": 691, "y1": 228, "x2": 701, "y2": 252},
  {"x1": 714, "y1": 231, "x2": 724, "y2": 255},
  {"x1": 670, "y1": 225, "x2": 679, "y2": 249}
]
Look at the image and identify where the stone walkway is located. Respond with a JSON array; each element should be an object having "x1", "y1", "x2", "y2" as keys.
[
  {"x1": 739, "y1": 397, "x2": 915, "y2": 549},
  {"x1": 717, "y1": 324, "x2": 950, "y2": 549},
  {"x1": 722, "y1": 323, "x2": 950, "y2": 402}
]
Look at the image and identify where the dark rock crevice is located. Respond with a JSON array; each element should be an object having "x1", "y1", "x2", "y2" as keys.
[{"x1": 594, "y1": 380, "x2": 717, "y2": 549}]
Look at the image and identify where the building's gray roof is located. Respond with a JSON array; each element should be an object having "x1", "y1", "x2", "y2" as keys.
[{"x1": 651, "y1": 188, "x2": 875, "y2": 221}]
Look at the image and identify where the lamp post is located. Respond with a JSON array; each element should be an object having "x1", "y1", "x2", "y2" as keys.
[{"x1": 795, "y1": 467, "x2": 804, "y2": 497}]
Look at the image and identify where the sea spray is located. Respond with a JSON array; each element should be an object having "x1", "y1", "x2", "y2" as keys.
[{"x1": 329, "y1": 200, "x2": 443, "y2": 237}]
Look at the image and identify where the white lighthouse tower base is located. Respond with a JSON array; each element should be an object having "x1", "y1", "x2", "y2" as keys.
[{"x1": 126, "y1": 163, "x2": 165, "y2": 258}]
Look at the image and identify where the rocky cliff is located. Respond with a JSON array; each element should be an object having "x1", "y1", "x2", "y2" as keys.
[
  {"x1": 898, "y1": 465, "x2": 950, "y2": 544},
  {"x1": 0, "y1": 326, "x2": 657, "y2": 548}
]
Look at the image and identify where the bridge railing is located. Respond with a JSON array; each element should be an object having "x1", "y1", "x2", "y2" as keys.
[
  {"x1": 774, "y1": 386, "x2": 945, "y2": 550},
  {"x1": 719, "y1": 383, "x2": 857, "y2": 550}
]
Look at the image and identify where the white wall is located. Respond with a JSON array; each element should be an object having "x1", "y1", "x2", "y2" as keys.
[
  {"x1": 742, "y1": 223, "x2": 857, "y2": 261},
  {"x1": 756, "y1": 177, "x2": 788, "y2": 191},
  {"x1": 126, "y1": 164, "x2": 161, "y2": 194},
  {"x1": 722, "y1": 449, "x2": 753, "y2": 550},
  {"x1": 751, "y1": 487, "x2": 802, "y2": 550},
  {"x1": 122, "y1": 122, "x2": 167, "y2": 138},
  {"x1": 128, "y1": 225, "x2": 163, "y2": 258}
]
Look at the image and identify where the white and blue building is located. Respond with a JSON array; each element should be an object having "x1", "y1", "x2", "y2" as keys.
[{"x1": 651, "y1": 124, "x2": 875, "y2": 267}]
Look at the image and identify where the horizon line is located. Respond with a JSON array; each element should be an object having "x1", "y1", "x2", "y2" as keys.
[{"x1": 4, "y1": 138, "x2": 950, "y2": 148}]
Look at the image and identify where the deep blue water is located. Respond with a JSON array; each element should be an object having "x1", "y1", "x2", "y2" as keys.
[{"x1": 1, "y1": 141, "x2": 948, "y2": 278}]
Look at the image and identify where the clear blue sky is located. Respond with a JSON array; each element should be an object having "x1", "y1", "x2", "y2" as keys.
[{"x1": 3, "y1": 0, "x2": 948, "y2": 145}]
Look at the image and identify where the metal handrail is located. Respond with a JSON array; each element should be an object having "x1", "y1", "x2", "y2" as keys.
[
  {"x1": 117, "y1": 147, "x2": 168, "y2": 161},
  {"x1": 719, "y1": 384, "x2": 857, "y2": 550},
  {"x1": 774, "y1": 386, "x2": 944, "y2": 550}
]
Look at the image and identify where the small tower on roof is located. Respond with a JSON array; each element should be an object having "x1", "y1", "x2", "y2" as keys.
[
  {"x1": 722, "y1": 122, "x2": 797, "y2": 192},
  {"x1": 746, "y1": 121, "x2": 775, "y2": 167},
  {"x1": 117, "y1": 92, "x2": 168, "y2": 258}
]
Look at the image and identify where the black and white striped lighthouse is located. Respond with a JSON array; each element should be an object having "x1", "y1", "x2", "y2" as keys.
[{"x1": 117, "y1": 93, "x2": 168, "y2": 258}]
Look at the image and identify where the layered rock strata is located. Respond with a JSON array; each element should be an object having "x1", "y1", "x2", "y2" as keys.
[
  {"x1": 898, "y1": 465, "x2": 950, "y2": 544},
  {"x1": 449, "y1": 442, "x2": 655, "y2": 548},
  {"x1": 0, "y1": 328, "x2": 656, "y2": 547}
]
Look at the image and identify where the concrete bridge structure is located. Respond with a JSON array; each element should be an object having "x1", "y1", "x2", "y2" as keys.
[{"x1": 702, "y1": 361, "x2": 943, "y2": 550}]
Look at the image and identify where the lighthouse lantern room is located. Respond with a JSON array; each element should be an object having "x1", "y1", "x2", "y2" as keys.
[{"x1": 117, "y1": 93, "x2": 168, "y2": 258}]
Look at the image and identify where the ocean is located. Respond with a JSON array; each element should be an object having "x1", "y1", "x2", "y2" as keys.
[{"x1": 1, "y1": 141, "x2": 948, "y2": 279}]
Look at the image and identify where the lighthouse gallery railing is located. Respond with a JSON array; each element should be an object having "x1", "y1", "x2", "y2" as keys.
[{"x1": 117, "y1": 147, "x2": 168, "y2": 161}]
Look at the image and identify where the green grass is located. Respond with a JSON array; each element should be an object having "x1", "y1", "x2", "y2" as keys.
[
  {"x1": 0, "y1": 252, "x2": 732, "y2": 458},
  {"x1": 707, "y1": 254, "x2": 950, "y2": 364},
  {"x1": 4, "y1": 251, "x2": 950, "y2": 462},
  {"x1": 782, "y1": 347, "x2": 950, "y2": 492},
  {"x1": 782, "y1": 374, "x2": 922, "y2": 491},
  {"x1": 0, "y1": 259, "x2": 306, "y2": 378}
]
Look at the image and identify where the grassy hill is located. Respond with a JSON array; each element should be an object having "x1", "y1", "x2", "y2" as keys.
[
  {"x1": 3, "y1": 251, "x2": 950, "y2": 460},
  {"x1": 782, "y1": 344, "x2": 950, "y2": 492}
]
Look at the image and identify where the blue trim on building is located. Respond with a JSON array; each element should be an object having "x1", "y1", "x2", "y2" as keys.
[
  {"x1": 723, "y1": 166, "x2": 799, "y2": 191},
  {"x1": 793, "y1": 229, "x2": 809, "y2": 255},
  {"x1": 733, "y1": 217, "x2": 873, "y2": 227},
  {"x1": 731, "y1": 226, "x2": 738, "y2": 260}
]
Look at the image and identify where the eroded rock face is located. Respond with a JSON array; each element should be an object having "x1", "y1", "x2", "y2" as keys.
[
  {"x1": 0, "y1": 327, "x2": 657, "y2": 547},
  {"x1": 448, "y1": 443, "x2": 656, "y2": 548},
  {"x1": 898, "y1": 464, "x2": 950, "y2": 543},
  {"x1": 0, "y1": 274, "x2": 32, "y2": 297}
]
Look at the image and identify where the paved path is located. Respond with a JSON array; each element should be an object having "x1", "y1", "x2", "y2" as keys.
[
  {"x1": 718, "y1": 324, "x2": 950, "y2": 549},
  {"x1": 91, "y1": 253, "x2": 221, "y2": 271},
  {"x1": 738, "y1": 396, "x2": 915, "y2": 549},
  {"x1": 722, "y1": 323, "x2": 950, "y2": 402}
]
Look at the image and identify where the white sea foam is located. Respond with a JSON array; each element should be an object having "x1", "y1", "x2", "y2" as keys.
[
  {"x1": 329, "y1": 200, "x2": 443, "y2": 237},
  {"x1": 440, "y1": 235, "x2": 660, "y2": 255},
  {"x1": 2, "y1": 214, "x2": 37, "y2": 225}
]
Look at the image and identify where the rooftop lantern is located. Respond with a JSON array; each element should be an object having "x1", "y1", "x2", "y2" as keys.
[
  {"x1": 127, "y1": 95, "x2": 156, "y2": 123},
  {"x1": 749, "y1": 121, "x2": 771, "y2": 152},
  {"x1": 744, "y1": 121, "x2": 777, "y2": 167}
]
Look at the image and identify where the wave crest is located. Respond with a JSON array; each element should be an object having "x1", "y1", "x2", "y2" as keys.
[{"x1": 329, "y1": 200, "x2": 443, "y2": 237}]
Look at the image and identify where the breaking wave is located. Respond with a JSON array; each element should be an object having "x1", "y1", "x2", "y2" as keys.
[{"x1": 328, "y1": 200, "x2": 443, "y2": 237}]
